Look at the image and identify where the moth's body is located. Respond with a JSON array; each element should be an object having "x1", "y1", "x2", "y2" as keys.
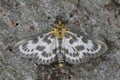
[
  {"x1": 51, "y1": 21, "x2": 68, "y2": 68},
  {"x1": 14, "y1": 21, "x2": 107, "y2": 70}
]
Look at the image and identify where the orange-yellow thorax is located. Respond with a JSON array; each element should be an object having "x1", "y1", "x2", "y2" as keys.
[{"x1": 52, "y1": 21, "x2": 68, "y2": 39}]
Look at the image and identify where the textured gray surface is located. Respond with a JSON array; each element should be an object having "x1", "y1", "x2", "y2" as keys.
[{"x1": 0, "y1": 0, "x2": 120, "y2": 80}]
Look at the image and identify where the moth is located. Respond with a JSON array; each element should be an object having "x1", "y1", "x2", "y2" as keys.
[{"x1": 14, "y1": 21, "x2": 107, "y2": 69}]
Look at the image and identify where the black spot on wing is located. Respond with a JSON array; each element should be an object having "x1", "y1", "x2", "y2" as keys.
[
  {"x1": 71, "y1": 47, "x2": 75, "y2": 52},
  {"x1": 22, "y1": 42, "x2": 28, "y2": 50},
  {"x1": 28, "y1": 52, "x2": 34, "y2": 56},
  {"x1": 72, "y1": 59, "x2": 74, "y2": 63},
  {"x1": 69, "y1": 53, "x2": 73, "y2": 57},
  {"x1": 40, "y1": 34, "x2": 44, "y2": 38},
  {"x1": 72, "y1": 35, "x2": 77, "y2": 40},
  {"x1": 46, "y1": 60, "x2": 49, "y2": 63},
  {"x1": 23, "y1": 47, "x2": 28, "y2": 51},
  {"x1": 43, "y1": 34, "x2": 52, "y2": 44},
  {"x1": 67, "y1": 34, "x2": 78, "y2": 44},
  {"x1": 34, "y1": 53, "x2": 38, "y2": 57},
  {"x1": 82, "y1": 52, "x2": 89, "y2": 57},
  {"x1": 92, "y1": 42, "x2": 98, "y2": 51},
  {"x1": 32, "y1": 37, "x2": 39, "y2": 44},
  {"x1": 73, "y1": 52, "x2": 79, "y2": 57},
  {"x1": 75, "y1": 45, "x2": 84, "y2": 51},
  {"x1": 79, "y1": 58, "x2": 82, "y2": 62},
  {"x1": 69, "y1": 33, "x2": 77, "y2": 41},
  {"x1": 82, "y1": 37, "x2": 89, "y2": 43},
  {"x1": 69, "y1": 39, "x2": 74, "y2": 44},
  {"x1": 67, "y1": 57, "x2": 70, "y2": 61},
  {"x1": 41, "y1": 51, "x2": 48, "y2": 57},
  {"x1": 99, "y1": 42, "x2": 107, "y2": 51},
  {"x1": 50, "y1": 58, "x2": 54, "y2": 63},
  {"x1": 31, "y1": 49, "x2": 34, "y2": 51},
  {"x1": 91, "y1": 49, "x2": 94, "y2": 52},
  {"x1": 65, "y1": 33, "x2": 70, "y2": 38},
  {"x1": 76, "y1": 59, "x2": 79, "y2": 63},
  {"x1": 43, "y1": 33, "x2": 51, "y2": 40},
  {"x1": 36, "y1": 46, "x2": 45, "y2": 51},
  {"x1": 27, "y1": 49, "x2": 30, "y2": 52},
  {"x1": 87, "y1": 48, "x2": 90, "y2": 51},
  {"x1": 38, "y1": 58, "x2": 42, "y2": 62},
  {"x1": 77, "y1": 34, "x2": 81, "y2": 37},
  {"x1": 46, "y1": 39, "x2": 52, "y2": 44},
  {"x1": 42, "y1": 52, "x2": 52, "y2": 58},
  {"x1": 42, "y1": 60, "x2": 45, "y2": 63}
]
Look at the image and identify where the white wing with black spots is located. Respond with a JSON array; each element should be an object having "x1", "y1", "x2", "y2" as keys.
[
  {"x1": 14, "y1": 32, "x2": 58, "y2": 64},
  {"x1": 62, "y1": 31, "x2": 107, "y2": 64}
]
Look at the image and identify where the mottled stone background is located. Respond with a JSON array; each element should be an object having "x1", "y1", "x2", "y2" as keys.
[{"x1": 0, "y1": 0, "x2": 120, "y2": 80}]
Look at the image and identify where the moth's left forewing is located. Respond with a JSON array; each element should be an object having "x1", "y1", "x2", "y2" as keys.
[{"x1": 63, "y1": 31, "x2": 107, "y2": 64}]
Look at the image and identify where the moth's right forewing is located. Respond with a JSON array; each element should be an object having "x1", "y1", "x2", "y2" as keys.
[{"x1": 14, "y1": 32, "x2": 58, "y2": 64}]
